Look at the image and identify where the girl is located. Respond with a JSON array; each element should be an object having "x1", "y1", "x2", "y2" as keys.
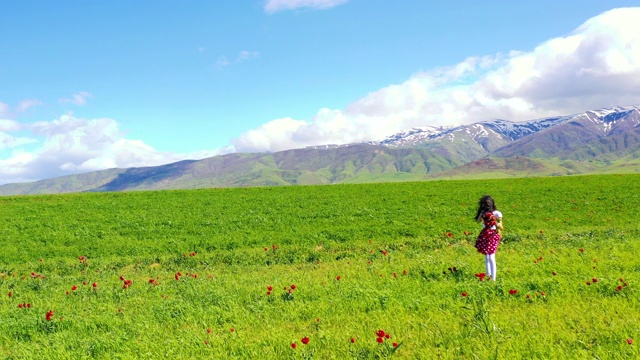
[{"x1": 474, "y1": 195, "x2": 503, "y2": 281}]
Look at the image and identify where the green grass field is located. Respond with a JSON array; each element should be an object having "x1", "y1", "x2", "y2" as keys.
[{"x1": 1, "y1": 174, "x2": 639, "y2": 359}]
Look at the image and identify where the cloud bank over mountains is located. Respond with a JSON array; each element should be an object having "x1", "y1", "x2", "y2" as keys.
[
  {"x1": 1, "y1": 7, "x2": 639, "y2": 185},
  {"x1": 233, "y1": 7, "x2": 640, "y2": 152}
]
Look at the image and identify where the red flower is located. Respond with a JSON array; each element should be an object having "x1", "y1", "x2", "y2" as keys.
[
  {"x1": 267, "y1": 285, "x2": 273, "y2": 291},
  {"x1": 627, "y1": 338, "x2": 633, "y2": 345},
  {"x1": 119, "y1": 276, "x2": 125, "y2": 281},
  {"x1": 350, "y1": 337, "x2": 356, "y2": 343},
  {"x1": 230, "y1": 327, "x2": 235, "y2": 332},
  {"x1": 586, "y1": 281, "x2": 591, "y2": 285},
  {"x1": 552, "y1": 271, "x2": 557, "y2": 276},
  {"x1": 207, "y1": 328, "x2": 211, "y2": 333},
  {"x1": 376, "y1": 329, "x2": 386, "y2": 337},
  {"x1": 71, "y1": 285, "x2": 78, "y2": 291},
  {"x1": 385, "y1": 334, "x2": 391, "y2": 339},
  {"x1": 376, "y1": 337, "x2": 384, "y2": 344},
  {"x1": 616, "y1": 285, "x2": 623, "y2": 291},
  {"x1": 18, "y1": 303, "x2": 23, "y2": 308},
  {"x1": 301, "y1": 336, "x2": 310, "y2": 345},
  {"x1": 8, "y1": 291, "x2": 11, "y2": 298},
  {"x1": 509, "y1": 289, "x2": 518, "y2": 295},
  {"x1": 264, "y1": 247, "x2": 268, "y2": 251},
  {"x1": 592, "y1": 278, "x2": 598, "y2": 283},
  {"x1": 336, "y1": 275, "x2": 341, "y2": 281},
  {"x1": 392, "y1": 342, "x2": 399, "y2": 347},
  {"x1": 540, "y1": 291, "x2": 546, "y2": 296},
  {"x1": 475, "y1": 273, "x2": 487, "y2": 281},
  {"x1": 579, "y1": 248, "x2": 585, "y2": 253},
  {"x1": 382, "y1": 250, "x2": 388, "y2": 256},
  {"x1": 290, "y1": 284, "x2": 296, "y2": 290},
  {"x1": 92, "y1": 282, "x2": 98, "y2": 288},
  {"x1": 266, "y1": 291, "x2": 271, "y2": 295},
  {"x1": 461, "y1": 292, "x2": 468, "y2": 297},
  {"x1": 291, "y1": 342, "x2": 297, "y2": 349},
  {"x1": 190, "y1": 252, "x2": 196, "y2": 257},
  {"x1": 46, "y1": 310, "x2": 54, "y2": 321},
  {"x1": 403, "y1": 270, "x2": 408, "y2": 275}
]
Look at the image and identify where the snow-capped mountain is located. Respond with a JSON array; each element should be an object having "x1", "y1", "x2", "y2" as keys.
[
  {"x1": 370, "y1": 106, "x2": 640, "y2": 157},
  {"x1": 1, "y1": 106, "x2": 639, "y2": 195}
]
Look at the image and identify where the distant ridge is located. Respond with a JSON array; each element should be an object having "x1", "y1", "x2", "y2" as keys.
[{"x1": 1, "y1": 106, "x2": 639, "y2": 195}]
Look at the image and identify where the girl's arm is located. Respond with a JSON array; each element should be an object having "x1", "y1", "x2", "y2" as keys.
[{"x1": 496, "y1": 217, "x2": 503, "y2": 235}]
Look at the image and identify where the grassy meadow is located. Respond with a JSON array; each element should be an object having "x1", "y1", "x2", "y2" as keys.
[{"x1": 1, "y1": 174, "x2": 639, "y2": 359}]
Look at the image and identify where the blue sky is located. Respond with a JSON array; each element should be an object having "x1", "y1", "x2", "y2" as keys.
[{"x1": 1, "y1": 0, "x2": 640, "y2": 184}]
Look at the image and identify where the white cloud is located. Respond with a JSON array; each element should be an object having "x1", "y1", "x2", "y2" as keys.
[
  {"x1": 215, "y1": 51, "x2": 260, "y2": 68},
  {"x1": 16, "y1": 99, "x2": 43, "y2": 113},
  {"x1": 237, "y1": 50, "x2": 260, "y2": 62},
  {"x1": 0, "y1": 102, "x2": 11, "y2": 117},
  {"x1": 234, "y1": 7, "x2": 640, "y2": 152},
  {"x1": 0, "y1": 115, "x2": 231, "y2": 185},
  {"x1": 264, "y1": 0, "x2": 349, "y2": 13},
  {"x1": 59, "y1": 91, "x2": 93, "y2": 106}
]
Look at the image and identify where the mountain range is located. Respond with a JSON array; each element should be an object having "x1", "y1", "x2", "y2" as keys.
[{"x1": 1, "y1": 105, "x2": 639, "y2": 195}]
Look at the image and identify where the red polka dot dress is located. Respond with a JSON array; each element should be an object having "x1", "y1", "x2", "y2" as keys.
[{"x1": 474, "y1": 211, "x2": 501, "y2": 255}]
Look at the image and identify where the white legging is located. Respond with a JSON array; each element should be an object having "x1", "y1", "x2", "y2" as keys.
[{"x1": 485, "y1": 253, "x2": 497, "y2": 280}]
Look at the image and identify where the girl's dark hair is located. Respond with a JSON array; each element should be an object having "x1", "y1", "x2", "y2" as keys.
[{"x1": 475, "y1": 195, "x2": 497, "y2": 222}]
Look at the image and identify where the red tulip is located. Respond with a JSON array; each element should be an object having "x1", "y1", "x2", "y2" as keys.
[
  {"x1": 291, "y1": 342, "x2": 297, "y2": 349},
  {"x1": 46, "y1": 310, "x2": 54, "y2": 321},
  {"x1": 393, "y1": 342, "x2": 399, "y2": 347},
  {"x1": 627, "y1": 338, "x2": 633, "y2": 345},
  {"x1": 290, "y1": 284, "x2": 296, "y2": 290},
  {"x1": 301, "y1": 336, "x2": 309, "y2": 345},
  {"x1": 376, "y1": 337, "x2": 384, "y2": 344},
  {"x1": 509, "y1": 289, "x2": 518, "y2": 295},
  {"x1": 461, "y1": 292, "x2": 468, "y2": 297},
  {"x1": 350, "y1": 337, "x2": 356, "y2": 343}
]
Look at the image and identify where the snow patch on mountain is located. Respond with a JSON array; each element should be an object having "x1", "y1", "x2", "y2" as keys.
[{"x1": 368, "y1": 105, "x2": 640, "y2": 148}]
